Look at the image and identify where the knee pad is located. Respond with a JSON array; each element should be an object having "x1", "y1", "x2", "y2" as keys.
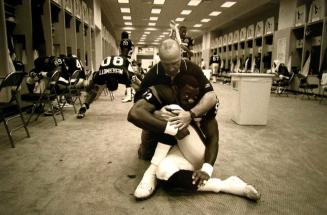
[{"x1": 156, "y1": 158, "x2": 179, "y2": 180}]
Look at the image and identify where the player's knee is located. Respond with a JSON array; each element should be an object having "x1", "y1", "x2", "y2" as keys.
[{"x1": 156, "y1": 159, "x2": 179, "y2": 181}]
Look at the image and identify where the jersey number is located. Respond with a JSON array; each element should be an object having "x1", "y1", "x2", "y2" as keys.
[{"x1": 101, "y1": 56, "x2": 124, "y2": 67}]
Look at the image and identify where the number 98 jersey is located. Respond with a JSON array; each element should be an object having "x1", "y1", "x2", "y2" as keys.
[{"x1": 93, "y1": 55, "x2": 133, "y2": 88}]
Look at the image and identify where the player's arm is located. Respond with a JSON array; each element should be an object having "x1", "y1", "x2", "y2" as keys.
[
  {"x1": 192, "y1": 117, "x2": 219, "y2": 187},
  {"x1": 128, "y1": 99, "x2": 167, "y2": 132},
  {"x1": 190, "y1": 92, "x2": 217, "y2": 118},
  {"x1": 201, "y1": 117, "x2": 219, "y2": 165},
  {"x1": 169, "y1": 91, "x2": 217, "y2": 129}
]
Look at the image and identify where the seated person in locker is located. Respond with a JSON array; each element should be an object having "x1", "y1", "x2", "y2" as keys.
[
  {"x1": 209, "y1": 50, "x2": 221, "y2": 83},
  {"x1": 55, "y1": 55, "x2": 86, "y2": 107},
  {"x1": 63, "y1": 54, "x2": 87, "y2": 88},
  {"x1": 76, "y1": 54, "x2": 134, "y2": 119},
  {"x1": 25, "y1": 56, "x2": 63, "y2": 114},
  {"x1": 133, "y1": 39, "x2": 217, "y2": 161},
  {"x1": 26, "y1": 56, "x2": 63, "y2": 93},
  {"x1": 128, "y1": 73, "x2": 260, "y2": 201}
]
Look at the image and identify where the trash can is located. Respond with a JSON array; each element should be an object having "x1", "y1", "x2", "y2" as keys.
[{"x1": 230, "y1": 73, "x2": 275, "y2": 125}]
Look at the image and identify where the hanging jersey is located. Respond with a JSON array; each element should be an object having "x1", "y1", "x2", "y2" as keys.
[{"x1": 181, "y1": 37, "x2": 194, "y2": 58}]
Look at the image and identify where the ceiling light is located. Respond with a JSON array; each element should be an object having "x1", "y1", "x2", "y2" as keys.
[
  {"x1": 201, "y1": 18, "x2": 211, "y2": 22},
  {"x1": 151, "y1": 8, "x2": 161, "y2": 14},
  {"x1": 118, "y1": 0, "x2": 129, "y2": 3},
  {"x1": 145, "y1": 27, "x2": 157, "y2": 31},
  {"x1": 181, "y1": 10, "x2": 192, "y2": 15},
  {"x1": 150, "y1": 17, "x2": 158, "y2": 21},
  {"x1": 138, "y1": 42, "x2": 145, "y2": 44},
  {"x1": 144, "y1": 32, "x2": 150, "y2": 35},
  {"x1": 123, "y1": 27, "x2": 135, "y2": 30},
  {"x1": 153, "y1": 0, "x2": 165, "y2": 4},
  {"x1": 175, "y1": 17, "x2": 185, "y2": 22},
  {"x1": 187, "y1": 0, "x2": 201, "y2": 6},
  {"x1": 124, "y1": 22, "x2": 132, "y2": 25},
  {"x1": 209, "y1": 11, "x2": 221, "y2": 16},
  {"x1": 163, "y1": 32, "x2": 170, "y2": 35},
  {"x1": 221, "y1": 1, "x2": 236, "y2": 8},
  {"x1": 123, "y1": 16, "x2": 131, "y2": 20},
  {"x1": 120, "y1": 8, "x2": 130, "y2": 13},
  {"x1": 159, "y1": 35, "x2": 165, "y2": 38},
  {"x1": 148, "y1": 22, "x2": 156, "y2": 26},
  {"x1": 152, "y1": 42, "x2": 159, "y2": 45},
  {"x1": 193, "y1": 24, "x2": 202, "y2": 27}
]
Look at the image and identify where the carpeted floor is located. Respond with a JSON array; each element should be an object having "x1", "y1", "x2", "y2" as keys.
[{"x1": 0, "y1": 83, "x2": 326, "y2": 215}]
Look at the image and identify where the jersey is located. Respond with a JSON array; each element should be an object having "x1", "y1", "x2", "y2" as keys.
[
  {"x1": 93, "y1": 55, "x2": 133, "y2": 90},
  {"x1": 181, "y1": 36, "x2": 194, "y2": 59},
  {"x1": 64, "y1": 55, "x2": 86, "y2": 79},
  {"x1": 120, "y1": 39, "x2": 134, "y2": 58},
  {"x1": 134, "y1": 59, "x2": 213, "y2": 102},
  {"x1": 209, "y1": 55, "x2": 221, "y2": 65},
  {"x1": 33, "y1": 56, "x2": 63, "y2": 78}
]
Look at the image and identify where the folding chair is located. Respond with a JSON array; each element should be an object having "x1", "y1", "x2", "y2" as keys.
[
  {"x1": 298, "y1": 53, "x2": 318, "y2": 99},
  {"x1": 21, "y1": 70, "x2": 64, "y2": 126},
  {"x1": 320, "y1": 73, "x2": 327, "y2": 103},
  {"x1": 0, "y1": 72, "x2": 30, "y2": 148},
  {"x1": 59, "y1": 70, "x2": 83, "y2": 113}
]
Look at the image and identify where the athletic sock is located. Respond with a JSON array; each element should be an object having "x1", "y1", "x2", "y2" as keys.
[
  {"x1": 151, "y1": 143, "x2": 171, "y2": 166},
  {"x1": 197, "y1": 178, "x2": 222, "y2": 193}
]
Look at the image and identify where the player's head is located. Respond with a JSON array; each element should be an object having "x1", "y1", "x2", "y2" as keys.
[
  {"x1": 179, "y1": 26, "x2": 187, "y2": 38},
  {"x1": 159, "y1": 39, "x2": 181, "y2": 77},
  {"x1": 213, "y1": 50, "x2": 217, "y2": 55},
  {"x1": 174, "y1": 74, "x2": 200, "y2": 110},
  {"x1": 121, "y1": 31, "x2": 129, "y2": 39}
]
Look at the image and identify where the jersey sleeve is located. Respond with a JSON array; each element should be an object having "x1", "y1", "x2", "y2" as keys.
[{"x1": 141, "y1": 86, "x2": 162, "y2": 109}]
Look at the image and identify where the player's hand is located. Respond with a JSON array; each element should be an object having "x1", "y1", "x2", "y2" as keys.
[
  {"x1": 154, "y1": 107, "x2": 176, "y2": 121},
  {"x1": 170, "y1": 20, "x2": 177, "y2": 29},
  {"x1": 168, "y1": 110, "x2": 192, "y2": 130},
  {"x1": 192, "y1": 170, "x2": 210, "y2": 188}
]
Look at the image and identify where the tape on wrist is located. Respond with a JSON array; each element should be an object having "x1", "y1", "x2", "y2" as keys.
[
  {"x1": 164, "y1": 121, "x2": 178, "y2": 136},
  {"x1": 201, "y1": 163, "x2": 213, "y2": 177}
]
